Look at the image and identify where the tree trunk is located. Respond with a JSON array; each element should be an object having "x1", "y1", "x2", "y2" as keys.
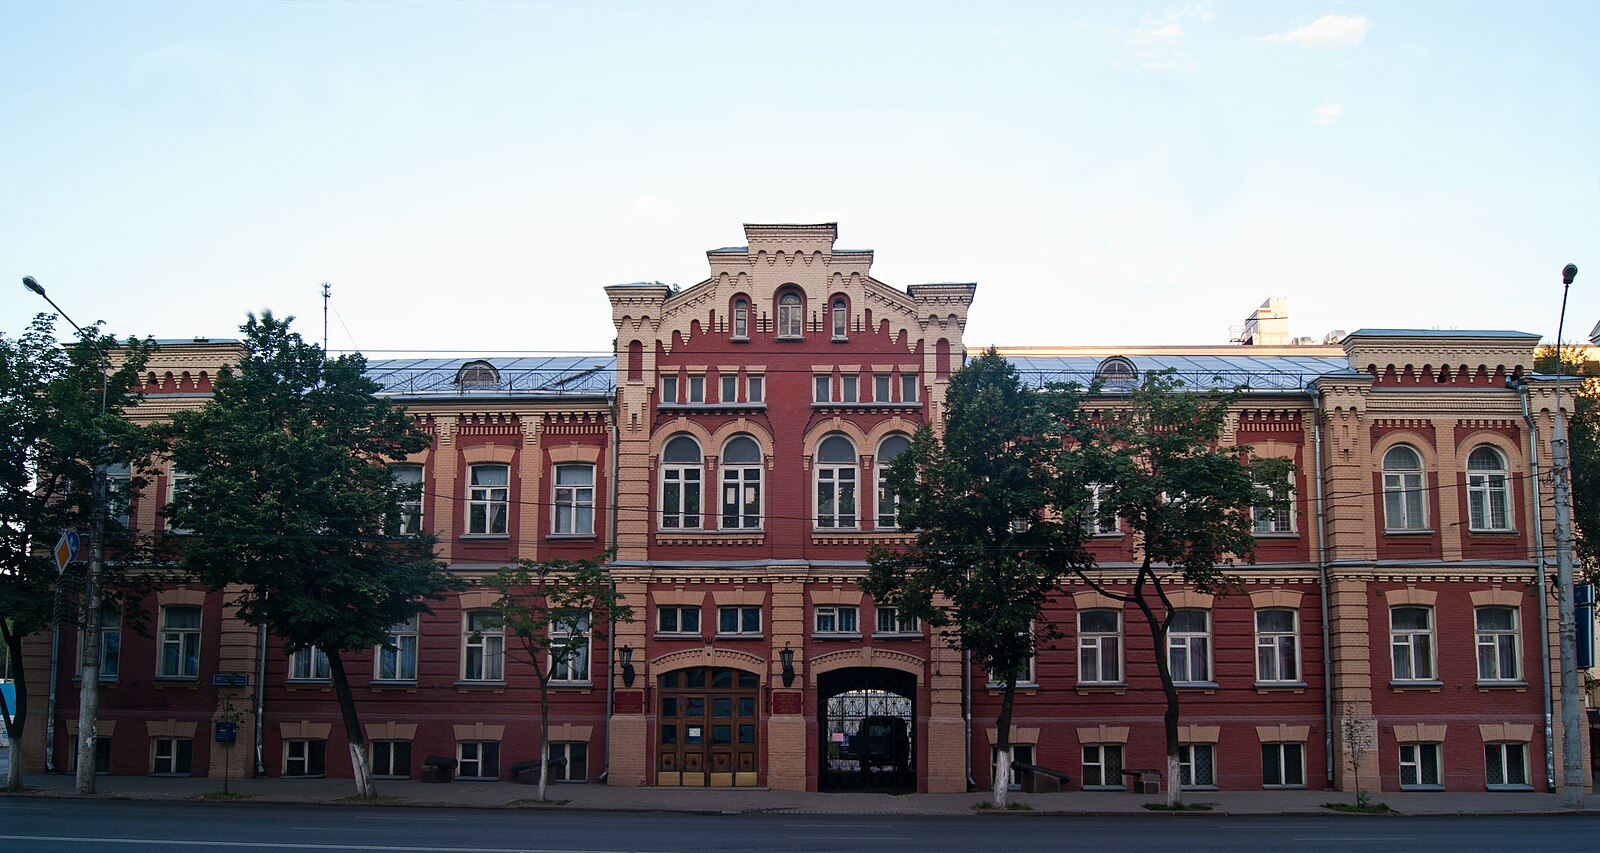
[
  {"x1": 1132, "y1": 576, "x2": 1183, "y2": 806},
  {"x1": 325, "y1": 650, "x2": 375, "y2": 800},
  {"x1": 1, "y1": 623, "x2": 28, "y2": 792},
  {"x1": 991, "y1": 679, "x2": 1016, "y2": 808},
  {"x1": 538, "y1": 676, "x2": 550, "y2": 802}
]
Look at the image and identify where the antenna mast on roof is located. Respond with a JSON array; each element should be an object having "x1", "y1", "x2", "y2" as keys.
[{"x1": 321, "y1": 282, "x2": 331, "y2": 352}]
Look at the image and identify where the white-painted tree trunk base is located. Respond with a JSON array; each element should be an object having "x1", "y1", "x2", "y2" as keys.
[
  {"x1": 992, "y1": 750, "x2": 1011, "y2": 808},
  {"x1": 1166, "y1": 753, "x2": 1182, "y2": 806},
  {"x1": 348, "y1": 742, "x2": 376, "y2": 800}
]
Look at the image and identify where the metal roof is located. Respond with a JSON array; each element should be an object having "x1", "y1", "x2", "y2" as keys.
[
  {"x1": 364, "y1": 356, "x2": 615, "y2": 397},
  {"x1": 1346, "y1": 328, "x2": 1540, "y2": 339},
  {"x1": 1005, "y1": 354, "x2": 1350, "y2": 392}
]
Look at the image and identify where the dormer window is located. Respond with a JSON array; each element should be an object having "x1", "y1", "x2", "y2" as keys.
[
  {"x1": 732, "y1": 299, "x2": 749, "y2": 340},
  {"x1": 1095, "y1": 356, "x2": 1138, "y2": 388},
  {"x1": 456, "y1": 360, "x2": 500, "y2": 391},
  {"x1": 778, "y1": 293, "x2": 803, "y2": 339},
  {"x1": 831, "y1": 298, "x2": 848, "y2": 340}
]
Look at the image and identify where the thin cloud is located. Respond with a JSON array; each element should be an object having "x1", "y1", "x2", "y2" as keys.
[
  {"x1": 1261, "y1": 14, "x2": 1370, "y2": 48},
  {"x1": 1310, "y1": 103, "x2": 1344, "y2": 125},
  {"x1": 1123, "y1": 18, "x2": 1194, "y2": 73}
]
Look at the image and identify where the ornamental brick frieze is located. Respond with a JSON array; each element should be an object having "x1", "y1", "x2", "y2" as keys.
[
  {"x1": 652, "y1": 533, "x2": 766, "y2": 547},
  {"x1": 649, "y1": 646, "x2": 767, "y2": 677},
  {"x1": 808, "y1": 647, "x2": 926, "y2": 684}
]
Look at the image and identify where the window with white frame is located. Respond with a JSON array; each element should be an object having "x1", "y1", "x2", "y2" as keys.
[
  {"x1": 553, "y1": 464, "x2": 595, "y2": 534},
  {"x1": 748, "y1": 374, "x2": 764, "y2": 403},
  {"x1": 814, "y1": 605, "x2": 859, "y2": 635},
  {"x1": 1252, "y1": 470, "x2": 1294, "y2": 534},
  {"x1": 660, "y1": 435, "x2": 703, "y2": 529},
  {"x1": 1255, "y1": 609, "x2": 1300, "y2": 683},
  {"x1": 158, "y1": 605, "x2": 201, "y2": 679},
  {"x1": 1078, "y1": 609, "x2": 1122, "y2": 684},
  {"x1": 660, "y1": 374, "x2": 679, "y2": 404},
  {"x1": 1475, "y1": 606, "x2": 1520, "y2": 681},
  {"x1": 377, "y1": 614, "x2": 419, "y2": 681},
  {"x1": 288, "y1": 645, "x2": 330, "y2": 681},
  {"x1": 814, "y1": 374, "x2": 832, "y2": 403},
  {"x1": 1485, "y1": 742, "x2": 1530, "y2": 788},
  {"x1": 1082, "y1": 744, "x2": 1124, "y2": 788},
  {"x1": 1167, "y1": 609, "x2": 1211, "y2": 684},
  {"x1": 874, "y1": 373, "x2": 891, "y2": 402},
  {"x1": 371, "y1": 740, "x2": 412, "y2": 778},
  {"x1": 284, "y1": 739, "x2": 327, "y2": 777},
  {"x1": 1467, "y1": 446, "x2": 1512, "y2": 531},
  {"x1": 466, "y1": 464, "x2": 509, "y2": 535},
  {"x1": 876, "y1": 434, "x2": 912, "y2": 528},
  {"x1": 815, "y1": 434, "x2": 858, "y2": 528},
  {"x1": 657, "y1": 605, "x2": 701, "y2": 635},
  {"x1": 463, "y1": 609, "x2": 504, "y2": 681},
  {"x1": 94, "y1": 605, "x2": 121, "y2": 681},
  {"x1": 549, "y1": 742, "x2": 589, "y2": 782},
  {"x1": 165, "y1": 469, "x2": 193, "y2": 534},
  {"x1": 875, "y1": 605, "x2": 920, "y2": 634},
  {"x1": 1262, "y1": 742, "x2": 1305, "y2": 787},
  {"x1": 720, "y1": 374, "x2": 736, "y2": 402},
  {"x1": 732, "y1": 299, "x2": 749, "y2": 340},
  {"x1": 1399, "y1": 742, "x2": 1442, "y2": 788},
  {"x1": 106, "y1": 462, "x2": 133, "y2": 527},
  {"x1": 901, "y1": 373, "x2": 919, "y2": 402},
  {"x1": 1080, "y1": 483, "x2": 1118, "y2": 536},
  {"x1": 549, "y1": 611, "x2": 591, "y2": 683},
  {"x1": 152, "y1": 737, "x2": 193, "y2": 775},
  {"x1": 831, "y1": 298, "x2": 848, "y2": 339},
  {"x1": 1382, "y1": 445, "x2": 1427, "y2": 530},
  {"x1": 718, "y1": 606, "x2": 761, "y2": 636},
  {"x1": 391, "y1": 464, "x2": 423, "y2": 535},
  {"x1": 687, "y1": 374, "x2": 705, "y2": 404},
  {"x1": 1178, "y1": 743, "x2": 1216, "y2": 788},
  {"x1": 777, "y1": 292, "x2": 803, "y2": 338},
  {"x1": 458, "y1": 740, "x2": 500, "y2": 779},
  {"x1": 842, "y1": 373, "x2": 858, "y2": 402},
  {"x1": 1390, "y1": 606, "x2": 1435, "y2": 681},
  {"x1": 720, "y1": 435, "x2": 762, "y2": 529}
]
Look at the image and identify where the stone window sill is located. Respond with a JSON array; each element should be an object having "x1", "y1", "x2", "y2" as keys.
[
  {"x1": 1390, "y1": 679, "x2": 1444, "y2": 692},
  {"x1": 1076, "y1": 685, "x2": 1127, "y2": 695},
  {"x1": 1476, "y1": 680, "x2": 1528, "y2": 691},
  {"x1": 1383, "y1": 529, "x2": 1436, "y2": 536},
  {"x1": 812, "y1": 633, "x2": 863, "y2": 641},
  {"x1": 1255, "y1": 681, "x2": 1309, "y2": 693},
  {"x1": 460, "y1": 533, "x2": 510, "y2": 540}
]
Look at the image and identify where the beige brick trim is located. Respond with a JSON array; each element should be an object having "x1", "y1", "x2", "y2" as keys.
[
  {"x1": 1166, "y1": 591, "x2": 1214, "y2": 609},
  {"x1": 548, "y1": 444, "x2": 601, "y2": 464},
  {"x1": 1470, "y1": 589, "x2": 1525, "y2": 608},
  {"x1": 462, "y1": 445, "x2": 516, "y2": 465},
  {"x1": 651, "y1": 646, "x2": 766, "y2": 679},
  {"x1": 983, "y1": 727, "x2": 1041, "y2": 745},
  {"x1": 1250, "y1": 589, "x2": 1304, "y2": 610},
  {"x1": 279, "y1": 721, "x2": 333, "y2": 740},
  {"x1": 548, "y1": 724, "x2": 595, "y2": 742},
  {"x1": 145, "y1": 719, "x2": 199, "y2": 738},
  {"x1": 65, "y1": 720, "x2": 117, "y2": 736},
  {"x1": 459, "y1": 589, "x2": 499, "y2": 610},
  {"x1": 1255, "y1": 724, "x2": 1312, "y2": 743},
  {"x1": 1177, "y1": 725, "x2": 1221, "y2": 743},
  {"x1": 1384, "y1": 587, "x2": 1438, "y2": 607},
  {"x1": 808, "y1": 589, "x2": 863, "y2": 605},
  {"x1": 714, "y1": 589, "x2": 769, "y2": 606},
  {"x1": 158, "y1": 588, "x2": 207, "y2": 607},
  {"x1": 652, "y1": 589, "x2": 706, "y2": 606},
  {"x1": 453, "y1": 723, "x2": 507, "y2": 741},
  {"x1": 1077, "y1": 725, "x2": 1130, "y2": 744},
  {"x1": 1073, "y1": 590, "x2": 1123, "y2": 610},
  {"x1": 1393, "y1": 723, "x2": 1448, "y2": 742},
  {"x1": 365, "y1": 722, "x2": 419, "y2": 741},
  {"x1": 1479, "y1": 723, "x2": 1535, "y2": 742}
]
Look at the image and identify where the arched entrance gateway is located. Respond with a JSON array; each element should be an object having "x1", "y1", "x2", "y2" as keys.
[
  {"x1": 655, "y1": 666, "x2": 761, "y2": 787},
  {"x1": 817, "y1": 667, "x2": 917, "y2": 792}
]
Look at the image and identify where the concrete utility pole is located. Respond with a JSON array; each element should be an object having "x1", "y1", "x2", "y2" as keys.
[{"x1": 1550, "y1": 262, "x2": 1585, "y2": 807}]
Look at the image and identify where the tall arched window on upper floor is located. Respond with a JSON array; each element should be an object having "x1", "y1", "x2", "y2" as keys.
[
  {"x1": 777, "y1": 292, "x2": 804, "y2": 339},
  {"x1": 876, "y1": 434, "x2": 912, "y2": 528},
  {"x1": 456, "y1": 360, "x2": 500, "y2": 391},
  {"x1": 732, "y1": 298, "x2": 749, "y2": 340},
  {"x1": 831, "y1": 297, "x2": 848, "y2": 340},
  {"x1": 1466, "y1": 445, "x2": 1512, "y2": 531},
  {"x1": 1382, "y1": 445, "x2": 1427, "y2": 531},
  {"x1": 660, "y1": 434, "x2": 703, "y2": 529},
  {"x1": 815, "y1": 434, "x2": 858, "y2": 528},
  {"x1": 720, "y1": 435, "x2": 763, "y2": 529}
]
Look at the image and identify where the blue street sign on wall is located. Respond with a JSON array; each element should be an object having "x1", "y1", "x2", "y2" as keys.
[{"x1": 1577, "y1": 583, "x2": 1596, "y2": 670}]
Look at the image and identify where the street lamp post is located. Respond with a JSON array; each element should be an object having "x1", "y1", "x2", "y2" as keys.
[
  {"x1": 1549, "y1": 262, "x2": 1584, "y2": 807},
  {"x1": 22, "y1": 276, "x2": 108, "y2": 796}
]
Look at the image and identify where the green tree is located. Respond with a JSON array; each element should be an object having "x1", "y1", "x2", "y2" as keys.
[
  {"x1": 1535, "y1": 345, "x2": 1600, "y2": 579},
  {"x1": 484, "y1": 556, "x2": 632, "y2": 802},
  {"x1": 0, "y1": 315, "x2": 156, "y2": 792},
  {"x1": 1060, "y1": 370, "x2": 1290, "y2": 806},
  {"x1": 861, "y1": 350, "x2": 1095, "y2": 808},
  {"x1": 165, "y1": 312, "x2": 456, "y2": 799}
]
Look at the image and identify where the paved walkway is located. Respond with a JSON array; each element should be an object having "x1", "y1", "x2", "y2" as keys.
[{"x1": 4, "y1": 756, "x2": 1599, "y2": 817}]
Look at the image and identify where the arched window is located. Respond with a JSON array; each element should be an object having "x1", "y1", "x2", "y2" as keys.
[
  {"x1": 732, "y1": 298, "x2": 749, "y2": 339},
  {"x1": 1095, "y1": 356, "x2": 1138, "y2": 388},
  {"x1": 1467, "y1": 446, "x2": 1511, "y2": 531},
  {"x1": 456, "y1": 360, "x2": 500, "y2": 391},
  {"x1": 831, "y1": 297, "x2": 848, "y2": 340},
  {"x1": 720, "y1": 435, "x2": 763, "y2": 529},
  {"x1": 660, "y1": 435, "x2": 702, "y2": 529},
  {"x1": 777, "y1": 292, "x2": 803, "y2": 339},
  {"x1": 876, "y1": 434, "x2": 912, "y2": 528},
  {"x1": 815, "y1": 434, "x2": 858, "y2": 528},
  {"x1": 1381, "y1": 445, "x2": 1426, "y2": 531}
]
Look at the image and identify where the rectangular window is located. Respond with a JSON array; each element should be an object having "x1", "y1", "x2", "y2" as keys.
[
  {"x1": 1252, "y1": 473, "x2": 1295, "y2": 534},
  {"x1": 814, "y1": 375, "x2": 831, "y2": 403},
  {"x1": 550, "y1": 611, "x2": 591, "y2": 683},
  {"x1": 660, "y1": 375, "x2": 678, "y2": 404},
  {"x1": 1255, "y1": 609, "x2": 1300, "y2": 683},
  {"x1": 747, "y1": 375, "x2": 764, "y2": 403},
  {"x1": 95, "y1": 605, "x2": 121, "y2": 681},
  {"x1": 657, "y1": 605, "x2": 702, "y2": 635},
  {"x1": 152, "y1": 737, "x2": 193, "y2": 775},
  {"x1": 372, "y1": 740, "x2": 412, "y2": 778},
  {"x1": 158, "y1": 605, "x2": 201, "y2": 679},
  {"x1": 717, "y1": 606, "x2": 761, "y2": 636},
  {"x1": 1082, "y1": 744, "x2": 1124, "y2": 788},
  {"x1": 1475, "y1": 606, "x2": 1520, "y2": 681},
  {"x1": 288, "y1": 646, "x2": 330, "y2": 681},
  {"x1": 1078, "y1": 609, "x2": 1122, "y2": 684},
  {"x1": 1399, "y1": 742, "x2": 1442, "y2": 788},
  {"x1": 1391, "y1": 606, "x2": 1435, "y2": 681},
  {"x1": 1178, "y1": 744, "x2": 1215, "y2": 788},
  {"x1": 458, "y1": 741, "x2": 500, "y2": 780},
  {"x1": 550, "y1": 742, "x2": 589, "y2": 783},
  {"x1": 72, "y1": 736, "x2": 112, "y2": 775},
  {"x1": 466, "y1": 464, "x2": 509, "y2": 535},
  {"x1": 688, "y1": 375, "x2": 705, "y2": 403},
  {"x1": 463, "y1": 609, "x2": 504, "y2": 681},
  {"x1": 991, "y1": 744, "x2": 1035, "y2": 790},
  {"x1": 391, "y1": 464, "x2": 424, "y2": 535},
  {"x1": 377, "y1": 614, "x2": 419, "y2": 681},
  {"x1": 284, "y1": 739, "x2": 327, "y2": 777},
  {"x1": 874, "y1": 374, "x2": 891, "y2": 402},
  {"x1": 1262, "y1": 742, "x2": 1305, "y2": 787},
  {"x1": 721, "y1": 375, "x2": 737, "y2": 402},
  {"x1": 1485, "y1": 742, "x2": 1529, "y2": 788},
  {"x1": 841, "y1": 375, "x2": 858, "y2": 403},
  {"x1": 553, "y1": 464, "x2": 595, "y2": 535},
  {"x1": 1080, "y1": 483, "x2": 1118, "y2": 535},
  {"x1": 106, "y1": 462, "x2": 133, "y2": 528},
  {"x1": 875, "y1": 606, "x2": 920, "y2": 634},
  {"x1": 814, "y1": 605, "x2": 859, "y2": 635},
  {"x1": 1167, "y1": 609, "x2": 1211, "y2": 684},
  {"x1": 901, "y1": 374, "x2": 919, "y2": 403},
  {"x1": 165, "y1": 470, "x2": 193, "y2": 534}
]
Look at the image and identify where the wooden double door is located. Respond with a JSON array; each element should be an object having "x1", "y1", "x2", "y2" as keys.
[{"x1": 656, "y1": 667, "x2": 760, "y2": 787}]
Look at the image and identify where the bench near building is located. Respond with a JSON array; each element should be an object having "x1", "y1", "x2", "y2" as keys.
[{"x1": 15, "y1": 223, "x2": 1591, "y2": 796}]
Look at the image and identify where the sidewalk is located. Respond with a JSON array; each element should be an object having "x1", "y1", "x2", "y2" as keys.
[{"x1": 6, "y1": 764, "x2": 1600, "y2": 817}]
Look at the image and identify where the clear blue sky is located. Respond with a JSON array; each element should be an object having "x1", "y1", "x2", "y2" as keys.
[{"x1": 4, "y1": 1, "x2": 1595, "y2": 354}]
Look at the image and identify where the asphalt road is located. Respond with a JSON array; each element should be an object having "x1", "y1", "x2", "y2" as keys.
[{"x1": 1, "y1": 799, "x2": 1597, "y2": 853}]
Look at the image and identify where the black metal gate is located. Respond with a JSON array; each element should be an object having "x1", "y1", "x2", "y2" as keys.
[{"x1": 817, "y1": 667, "x2": 915, "y2": 792}]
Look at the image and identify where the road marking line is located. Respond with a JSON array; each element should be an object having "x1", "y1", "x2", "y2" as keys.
[{"x1": 0, "y1": 836, "x2": 678, "y2": 853}]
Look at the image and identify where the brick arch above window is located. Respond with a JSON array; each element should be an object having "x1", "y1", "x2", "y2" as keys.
[
  {"x1": 648, "y1": 419, "x2": 716, "y2": 458},
  {"x1": 708, "y1": 421, "x2": 775, "y2": 460},
  {"x1": 158, "y1": 588, "x2": 207, "y2": 607},
  {"x1": 801, "y1": 419, "x2": 871, "y2": 456},
  {"x1": 862, "y1": 416, "x2": 921, "y2": 448},
  {"x1": 649, "y1": 647, "x2": 766, "y2": 680},
  {"x1": 1076, "y1": 725, "x2": 1130, "y2": 744},
  {"x1": 1165, "y1": 591, "x2": 1214, "y2": 609},
  {"x1": 1458, "y1": 431, "x2": 1523, "y2": 470},
  {"x1": 1373, "y1": 433, "x2": 1438, "y2": 469},
  {"x1": 1383, "y1": 587, "x2": 1438, "y2": 607},
  {"x1": 1249, "y1": 589, "x2": 1304, "y2": 610},
  {"x1": 1072, "y1": 590, "x2": 1123, "y2": 610},
  {"x1": 549, "y1": 444, "x2": 601, "y2": 464},
  {"x1": 1469, "y1": 589, "x2": 1525, "y2": 608},
  {"x1": 462, "y1": 444, "x2": 516, "y2": 465},
  {"x1": 459, "y1": 589, "x2": 499, "y2": 610}
]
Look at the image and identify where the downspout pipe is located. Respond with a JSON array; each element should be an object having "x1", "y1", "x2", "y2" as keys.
[
  {"x1": 602, "y1": 389, "x2": 620, "y2": 783},
  {"x1": 45, "y1": 619, "x2": 59, "y2": 772},
  {"x1": 254, "y1": 621, "x2": 267, "y2": 775},
  {"x1": 1311, "y1": 392, "x2": 1335, "y2": 784},
  {"x1": 1513, "y1": 378, "x2": 1557, "y2": 792}
]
